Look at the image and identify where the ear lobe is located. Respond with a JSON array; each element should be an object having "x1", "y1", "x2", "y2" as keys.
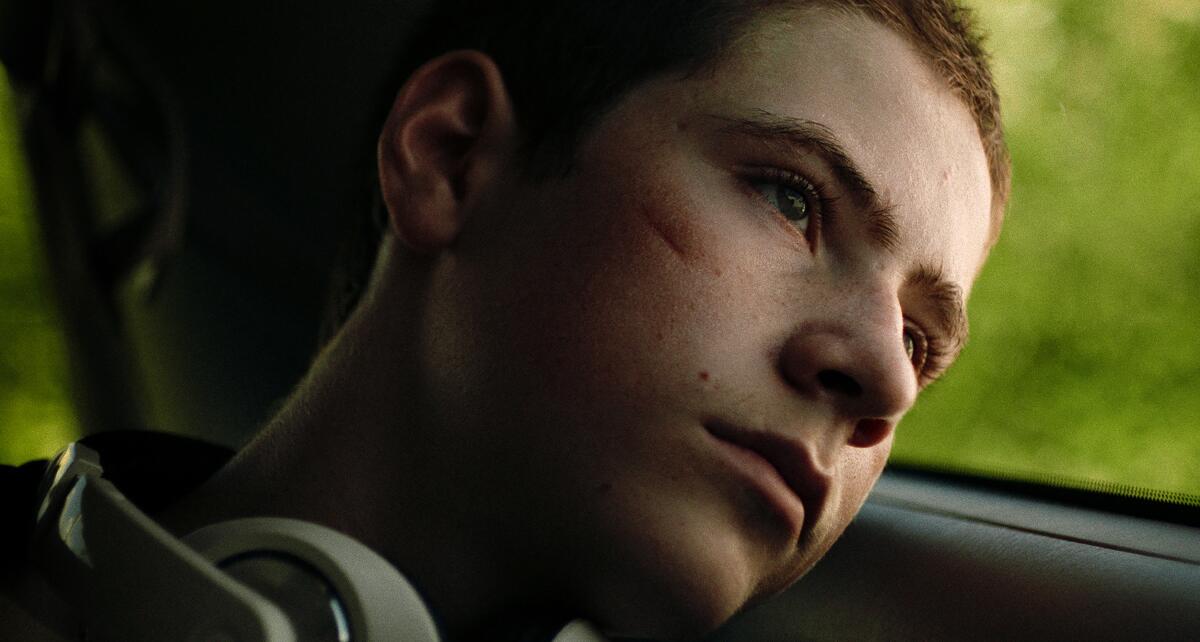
[{"x1": 377, "y1": 51, "x2": 516, "y2": 253}]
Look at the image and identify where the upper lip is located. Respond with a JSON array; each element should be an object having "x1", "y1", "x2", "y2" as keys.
[{"x1": 704, "y1": 419, "x2": 831, "y2": 544}]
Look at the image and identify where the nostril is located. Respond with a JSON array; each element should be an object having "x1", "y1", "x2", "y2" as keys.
[
  {"x1": 817, "y1": 369, "x2": 862, "y2": 397},
  {"x1": 850, "y1": 418, "x2": 893, "y2": 448}
]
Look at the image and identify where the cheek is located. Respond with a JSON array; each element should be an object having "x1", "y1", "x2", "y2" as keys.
[
  {"x1": 843, "y1": 438, "x2": 892, "y2": 509},
  {"x1": 631, "y1": 180, "x2": 720, "y2": 273},
  {"x1": 752, "y1": 439, "x2": 893, "y2": 600},
  {"x1": 508, "y1": 179, "x2": 742, "y2": 395},
  {"x1": 822, "y1": 439, "x2": 892, "y2": 548}
]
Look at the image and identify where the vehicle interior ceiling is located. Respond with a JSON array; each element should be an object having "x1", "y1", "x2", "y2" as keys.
[{"x1": 2, "y1": 0, "x2": 1198, "y2": 639}]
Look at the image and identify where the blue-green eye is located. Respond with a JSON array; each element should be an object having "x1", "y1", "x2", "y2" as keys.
[
  {"x1": 903, "y1": 326, "x2": 927, "y2": 371},
  {"x1": 755, "y1": 182, "x2": 813, "y2": 232}
]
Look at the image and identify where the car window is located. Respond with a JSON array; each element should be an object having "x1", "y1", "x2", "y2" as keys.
[
  {"x1": 0, "y1": 64, "x2": 78, "y2": 464},
  {"x1": 2, "y1": 0, "x2": 1199, "y2": 508},
  {"x1": 894, "y1": 0, "x2": 1200, "y2": 504}
]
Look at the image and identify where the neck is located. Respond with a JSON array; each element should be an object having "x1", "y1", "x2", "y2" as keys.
[{"x1": 157, "y1": 242, "x2": 552, "y2": 640}]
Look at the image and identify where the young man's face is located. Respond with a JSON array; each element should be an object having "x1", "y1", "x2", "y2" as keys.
[{"x1": 415, "y1": 8, "x2": 993, "y2": 638}]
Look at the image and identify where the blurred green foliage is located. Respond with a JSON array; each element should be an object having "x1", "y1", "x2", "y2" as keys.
[
  {"x1": 896, "y1": 0, "x2": 1200, "y2": 496},
  {"x1": 1, "y1": 1, "x2": 1198, "y2": 498},
  {"x1": 0, "y1": 66, "x2": 80, "y2": 464}
]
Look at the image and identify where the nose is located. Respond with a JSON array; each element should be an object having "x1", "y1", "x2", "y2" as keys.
[{"x1": 777, "y1": 302, "x2": 918, "y2": 449}]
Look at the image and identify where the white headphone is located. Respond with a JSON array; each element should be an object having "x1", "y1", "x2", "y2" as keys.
[{"x1": 32, "y1": 442, "x2": 606, "y2": 641}]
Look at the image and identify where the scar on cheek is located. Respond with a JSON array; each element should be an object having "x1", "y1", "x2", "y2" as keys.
[
  {"x1": 639, "y1": 201, "x2": 692, "y2": 257},
  {"x1": 637, "y1": 196, "x2": 714, "y2": 271}
]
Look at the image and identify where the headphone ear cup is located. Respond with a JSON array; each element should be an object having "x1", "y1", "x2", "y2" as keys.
[{"x1": 184, "y1": 518, "x2": 441, "y2": 642}]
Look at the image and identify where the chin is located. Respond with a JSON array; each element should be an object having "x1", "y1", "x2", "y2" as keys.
[
  {"x1": 591, "y1": 594, "x2": 739, "y2": 642},
  {"x1": 576, "y1": 524, "x2": 773, "y2": 641}
]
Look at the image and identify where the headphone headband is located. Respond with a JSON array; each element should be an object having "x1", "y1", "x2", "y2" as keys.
[{"x1": 31, "y1": 442, "x2": 440, "y2": 642}]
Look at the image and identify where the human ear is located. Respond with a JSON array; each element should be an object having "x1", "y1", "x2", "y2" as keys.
[{"x1": 376, "y1": 50, "x2": 517, "y2": 252}]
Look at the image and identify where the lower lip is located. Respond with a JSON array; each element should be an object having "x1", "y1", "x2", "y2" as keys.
[{"x1": 707, "y1": 432, "x2": 806, "y2": 539}]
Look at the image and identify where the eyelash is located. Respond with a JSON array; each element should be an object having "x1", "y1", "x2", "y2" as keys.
[
  {"x1": 907, "y1": 323, "x2": 950, "y2": 384},
  {"x1": 745, "y1": 167, "x2": 950, "y2": 384},
  {"x1": 744, "y1": 166, "x2": 837, "y2": 245}
]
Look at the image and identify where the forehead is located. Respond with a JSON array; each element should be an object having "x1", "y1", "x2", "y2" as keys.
[{"x1": 687, "y1": 7, "x2": 993, "y2": 290}]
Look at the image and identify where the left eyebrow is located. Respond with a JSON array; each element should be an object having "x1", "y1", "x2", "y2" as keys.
[
  {"x1": 708, "y1": 110, "x2": 900, "y2": 252},
  {"x1": 907, "y1": 264, "x2": 970, "y2": 359}
]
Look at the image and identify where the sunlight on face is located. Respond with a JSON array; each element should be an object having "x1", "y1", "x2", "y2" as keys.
[{"x1": 420, "y1": 8, "x2": 993, "y2": 638}]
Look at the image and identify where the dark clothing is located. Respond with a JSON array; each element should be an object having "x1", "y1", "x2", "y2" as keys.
[
  {"x1": 1, "y1": 432, "x2": 607, "y2": 641},
  {"x1": 0, "y1": 458, "x2": 46, "y2": 579},
  {"x1": 1, "y1": 431, "x2": 233, "y2": 583}
]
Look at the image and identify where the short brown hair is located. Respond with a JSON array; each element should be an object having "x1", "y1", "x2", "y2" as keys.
[
  {"x1": 325, "y1": 0, "x2": 1009, "y2": 338},
  {"x1": 395, "y1": 0, "x2": 1008, "y2": 230}
]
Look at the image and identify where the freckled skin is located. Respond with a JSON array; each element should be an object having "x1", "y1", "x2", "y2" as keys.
[{"x1": 408, "y1": 9, "x2": 992, "y2": 640}]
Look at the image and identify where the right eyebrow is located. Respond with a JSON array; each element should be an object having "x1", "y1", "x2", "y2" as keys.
[{"x1": 708, "y1": 110, "x2": 900, "y2": 252}]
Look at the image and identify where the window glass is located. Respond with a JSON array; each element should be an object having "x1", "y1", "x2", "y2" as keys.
[
  {"x1": 2, "y1": 2, "x2": 1198, "y2": 505},
  {"x1": 0, "y1": 65, "x2": 80, "y2": 463},
  {"x1": 895, "y1": 0, "x2": 1200, "y2": 501}
]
